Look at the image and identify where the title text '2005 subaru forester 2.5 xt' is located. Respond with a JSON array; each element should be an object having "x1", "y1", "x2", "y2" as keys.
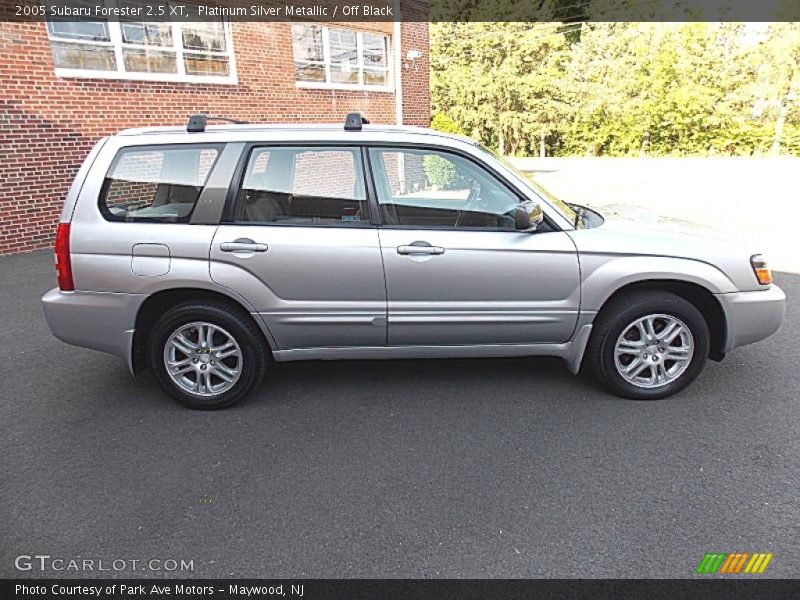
[{"x1": 42, "y1": 113, "x2": 786, "y2": 409}]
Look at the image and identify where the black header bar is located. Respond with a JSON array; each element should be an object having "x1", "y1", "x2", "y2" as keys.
[
  {"x1": 2, "y1": 0, "x2": 800, "y2": 22},
  {"x1": 4, "y1": 579, "x2": 800, "y2": 600}
]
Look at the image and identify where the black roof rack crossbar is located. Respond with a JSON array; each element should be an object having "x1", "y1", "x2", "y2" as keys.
[
  {"x1": 344, "y1": 112, "x2": 370, "y2": 131},
  {"x1": 187, "y1": 113, "x2": 250, "y2": 133},
  {"x1": 187, "y1": 112, "x2": 370, "y2": 133}
]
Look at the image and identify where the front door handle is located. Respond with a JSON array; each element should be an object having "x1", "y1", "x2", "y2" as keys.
[
  {"x1": 397, "y1": 242, "x2": 445, "y2": 256},
  {"x1": 220, "y1": 239, "x2": 268, "y2": 253}
]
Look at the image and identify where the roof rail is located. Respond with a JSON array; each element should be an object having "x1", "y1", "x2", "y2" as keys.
[
  {"x1": 344, "y1": 112, "x2": 370, "y2": 132},
  {"x1": 187, "y1": 114, "x2": 249, "y2": 133}
]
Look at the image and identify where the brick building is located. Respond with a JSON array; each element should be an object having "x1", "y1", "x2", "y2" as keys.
[{"x1": 0, "y1": 15, "x2": 430, "y2": 254}]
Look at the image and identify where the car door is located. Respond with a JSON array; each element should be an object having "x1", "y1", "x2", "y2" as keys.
[
  {"x1": 367, "y1": 146, "x2": 580, "y2": 347},
  {"x1": 210, "y1": 145, "x2": 386, "y2": 350}
]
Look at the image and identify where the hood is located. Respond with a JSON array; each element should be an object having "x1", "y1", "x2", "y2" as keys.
[
  {"x1": 588, "y1": 202, "x2": 737, "y2": 243},
  {"x1": 568, "y1": 202, "x2": 763, "y2": 292}
]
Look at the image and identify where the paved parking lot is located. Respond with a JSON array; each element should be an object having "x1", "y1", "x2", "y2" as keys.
[{"x1": 2, "y1": 250, "x2": 798, "y2": 578}]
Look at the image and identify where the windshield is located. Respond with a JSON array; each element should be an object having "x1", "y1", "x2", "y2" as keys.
[{"x1": 478, "y1": 145, "x2": 578, "y2": 224}]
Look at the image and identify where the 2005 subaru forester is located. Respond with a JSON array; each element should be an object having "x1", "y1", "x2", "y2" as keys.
[{"x1": 42, "y1": 113, "x2": 786, "y2": 409}]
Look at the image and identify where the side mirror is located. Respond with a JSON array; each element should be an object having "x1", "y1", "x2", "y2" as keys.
[{"x1": 515, "y1": 200, "x2": 544, "y2": 232}]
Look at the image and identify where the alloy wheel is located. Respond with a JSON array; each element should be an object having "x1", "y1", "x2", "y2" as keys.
[
  {"x1": 613, "y1": 313, "x2": 694, "y2": 389},
  {"x1": 163, "y1": 321, "x2": 243, "y2": 397}
]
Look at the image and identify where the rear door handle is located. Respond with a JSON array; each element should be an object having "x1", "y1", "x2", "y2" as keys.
[
  {"x1": 220, "y1": 239, "x2": 268, "y2": 253},
  {"x1": 397, "y1": 242, "x2": 445, "y2": 256}
]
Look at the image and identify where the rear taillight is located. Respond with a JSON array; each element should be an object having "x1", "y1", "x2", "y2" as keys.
[{"x1": 54, "y1": 223, "x2": 74, "y2": 291}]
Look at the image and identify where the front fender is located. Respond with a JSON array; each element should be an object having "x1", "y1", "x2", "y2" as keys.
[{"x1": 579, "y1": 254, "x2": 737, "y2": 312}]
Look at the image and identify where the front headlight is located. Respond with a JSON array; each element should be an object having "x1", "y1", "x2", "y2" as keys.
[{"x1": 750, "y1": 254, "x2": 772, "y2": 285}]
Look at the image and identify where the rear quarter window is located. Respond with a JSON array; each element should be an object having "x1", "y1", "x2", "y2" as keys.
[{"x1": 100, "y1": 144, "x2": 221, "y2": 222}]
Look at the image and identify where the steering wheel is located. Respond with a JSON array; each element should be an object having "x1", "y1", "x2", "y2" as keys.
[{"x1": 455, "y1": 180, "x2": 482, "y2": 228}]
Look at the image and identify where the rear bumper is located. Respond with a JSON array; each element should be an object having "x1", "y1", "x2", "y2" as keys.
[
  {"x1": 41, "y1": 288, "x2": 145, "y2": 372},
  {"x1": 717, "y1": 285, "x2": 786, "y2": 353}
]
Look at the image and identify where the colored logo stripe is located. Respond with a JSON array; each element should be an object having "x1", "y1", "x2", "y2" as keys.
[
  {"x1": 719, "y1": 553, "x2": 749, "y2": 573},
  {"x1": 696, "y1": 553, "x2": 725, "y2": 574},
  {"x1": 696, "y1": 553, "x2": 773, "y2": 574},
  {"x1": 745, "y1": 553, "x2": 773, "y2": 574}
]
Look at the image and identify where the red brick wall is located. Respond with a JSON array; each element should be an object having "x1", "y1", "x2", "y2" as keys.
[
  {"x1": 399, "y1": 15, "x2": 430, "y2": 128},
  {"x1": 0, "y1": 20, "x2": 430, "y2": 254}
]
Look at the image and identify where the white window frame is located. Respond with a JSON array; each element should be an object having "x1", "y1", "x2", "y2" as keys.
[
  {"x1": 46, "y1": 2, "x2": 237, "y2": 85},
  {"x1": 293, "y1": 24, "x2": 393, "y2": 92}
]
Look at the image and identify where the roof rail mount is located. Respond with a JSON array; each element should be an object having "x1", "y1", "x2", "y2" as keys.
[
  {"x1": 187, "y1": 113, "x2": 249, "y2": 133},
  {"x1": 345, "y1": 112, "x2": 370, "y2": 132}
]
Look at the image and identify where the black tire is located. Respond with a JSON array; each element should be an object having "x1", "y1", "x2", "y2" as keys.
[
  {"x1": 147, "y1": 300, "x2": 267, "y2": 409},
  {"x1": 584, "y1": 290, "x2": 710, "y2": 400}
]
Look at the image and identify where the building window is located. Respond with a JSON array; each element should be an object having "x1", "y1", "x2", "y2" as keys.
[
  {"x1": 292, "y1": 23, "x2": 391, "y2": 90},
  {"x1": 46, "y1": 2, "x2": 236, "y2": 84}
]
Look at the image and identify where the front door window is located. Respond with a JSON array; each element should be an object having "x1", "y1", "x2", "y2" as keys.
[{"x1": 367, "y1": 148, "x2": 520, "y2": 229}]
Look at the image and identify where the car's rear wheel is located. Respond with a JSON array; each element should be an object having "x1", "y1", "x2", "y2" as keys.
[
  {"x1": 585, "y1": 291, "x2": 710, "y2": 399},
  {"x1": 148, "y1": 301, "x2": 267, "y2": 409}
]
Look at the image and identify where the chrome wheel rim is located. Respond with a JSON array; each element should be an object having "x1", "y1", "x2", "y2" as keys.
[
  {"x1": 163, "y1": 321, "x2": 243, "y2": 397},
  {"x1": 614, "y1": 313, "x2": 694, "y2": 389}
]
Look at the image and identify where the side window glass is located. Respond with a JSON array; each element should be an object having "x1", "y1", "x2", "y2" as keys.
[
  {"x1": 100, "y1": 145, "x2": 220, "y2": 222},
  {"x1": 368, "y1": 148, "x2": 520, "y2": 229},
  {"x1": 238, "y1": 147, "x2": 369, "y2": 226}
]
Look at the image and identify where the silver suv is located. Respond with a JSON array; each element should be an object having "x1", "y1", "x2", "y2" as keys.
[{"x1": 42, "y1": 113, "x2": 786, "y2": 409}]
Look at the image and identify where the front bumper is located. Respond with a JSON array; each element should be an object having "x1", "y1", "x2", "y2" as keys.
[
  {"x1": 41, "y1": 288, "x2": 145, "y2": 372},
  {"x1": 716, "y1": 284, "x2": 786, "y2": 353}
]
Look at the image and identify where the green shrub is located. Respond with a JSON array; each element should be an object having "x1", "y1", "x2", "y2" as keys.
[
  {"x1": 424, "y1": 114, "x2": 469, "y2": 189},
  {"x1": 423, "y1": 154, "x2": 459, "y2": 189},
  {"x1": 429, "y1": 112, "x2": 464, "y2": 135}
]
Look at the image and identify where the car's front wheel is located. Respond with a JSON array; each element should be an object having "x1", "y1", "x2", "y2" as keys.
[
  {"x1": 585, "y1": 291, "x2": 710, "y2": 399},
  {"x1": 148, "y1": 301, "x2": 267, "y2": 409}
]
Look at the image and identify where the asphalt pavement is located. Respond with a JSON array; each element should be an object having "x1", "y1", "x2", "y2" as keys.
[{"x1": 2, "y1": 250, "x2": 798, "y2": 578}]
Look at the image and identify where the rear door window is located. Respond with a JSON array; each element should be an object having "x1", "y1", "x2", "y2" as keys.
[
  {"x1": 236, "y1": 146, "x2": 369, "y2": 226},
  {"x1": 100, "y1": 144, "x2": 221, "y2": 222}
]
